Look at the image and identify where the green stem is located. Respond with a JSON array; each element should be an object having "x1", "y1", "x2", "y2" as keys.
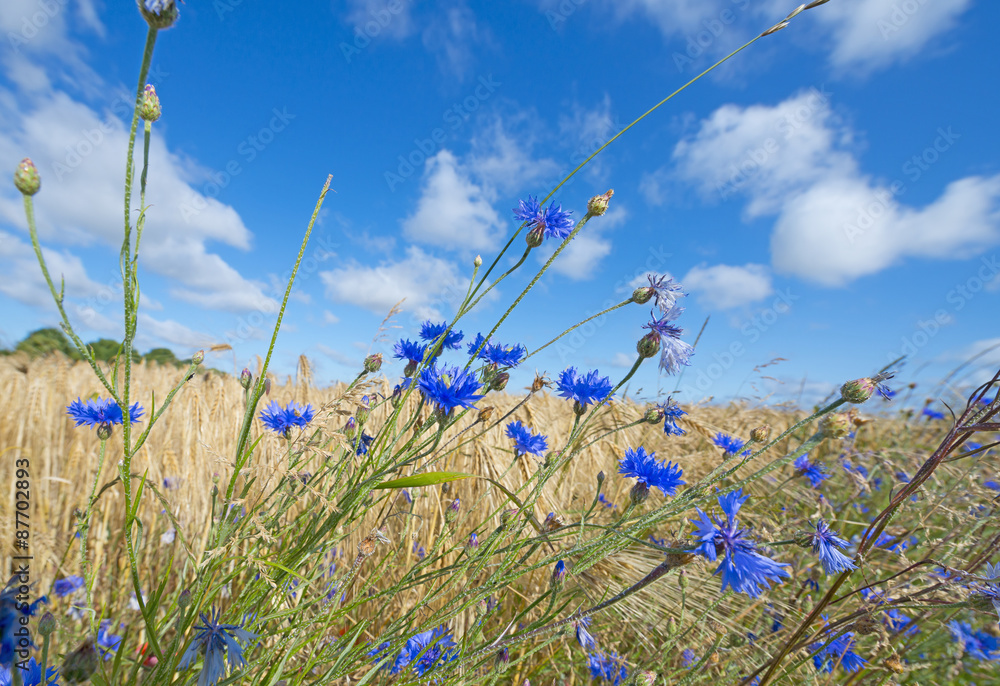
[{"x1": 525, "y1": 298, "x2": 632, "y2": 361}]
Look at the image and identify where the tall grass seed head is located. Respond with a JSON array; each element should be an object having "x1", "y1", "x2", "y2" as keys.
[
  {"x1": 14, "y1": 158, "x2": 40, "y2": 195},
  {"x1": 139, "y1": 84, "x2": 161, "y2": 122},
  {"x1": 139, "y1": 0, "x2": 179, "y2": 29},
  {"x1": 587, "y1": 188, "x2": 613, "y2": 216}
]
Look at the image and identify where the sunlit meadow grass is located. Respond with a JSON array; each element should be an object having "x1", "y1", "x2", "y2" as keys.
[{"x1": 2, "y1": 2, "x2": 999, "y2": 685}]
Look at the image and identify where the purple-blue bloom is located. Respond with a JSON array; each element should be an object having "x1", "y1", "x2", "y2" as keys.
[
  {"x1": 419, "y1": 321, "x2": 464, "y2": 350},
  {"x1": 97, "y1": 620, "x2": 122, "y2": 661},
  {"x1": 574, "y1": 617, "x2": 596, "y2": 649},
  {"x1": 948, "y1": 621, "x2": 999, "y2": 661},
  {"x1": 504, "y1": 420, "x2": 548, "y2": 457},
  {"x1": 354, "y1": 432, "x2": 374, "y2": 456},
  {"x1": 417, "y1": 364, "x2": 484, "y2": 413},
  {"x1": 513, "y1": 195, "x2": 575, "y2": 239},
  {"x1": 658, "y1": 397, "x2": 686, "y2": 436},
  {"x1": 467, "y1": 333, "x2": 526, "y2": 368},
  {"x1": 712, "y1": 432, "x2": 750, "y2": 457},
  {"x1": 66, "y1": 397, "x2": 143, "y2": 429},
  {"x1": 690, "y1": 489, "x2": 790, "y2": 597},
  {"x1": 922, "y1": 407, "x2": 945, "y2": 420},
  {"x1": 143, "y1": 0, "x2": 174, "y2": 14},
  {"x1": 53, "y1": 576, "x2": 84, "y2": 598},
  {"x1": 808, "y1": 520, "x2": 856, "y2": 574},
  {"x1": 618, "y1": 446, "x2": 684, "y2": 497},
  {"x1": 794, "y1": 454, "x2": 830, "y2": 489},
  {"x1": 646, "y1": 274, "x2": 685, "y2": 312},
  {"x1": 393, "y1": 338, "x2": 427, "y2": 364},
  {"x1": 1, "y1": 577, "x2": 46, "y2": 668},
  {"x1": 259, "y1": 401, "x2": 315, "y2": 436},
  {"x1": 810, "y1": 632, "x2": 867, "y2": 673},
  {"x1": 179, "y1": 608, "x2": 259, "y2": 686},
  {"x1": 368, "y1": 625, "x2": 458, "y2": 676},
  {"x1": 643, "y1": 305, "x2": 694, "y2": 375},
  {"x1": 586, "y1": 651, "x2": 628, "y2": 684},
  {"x1": 1, "y1": 657, "x2": 59, "y2": 686},
  {"x1": 681, "y1": 648, "x2": 697, "y2": 668},
  {"x1": 555, "y1": 367, "x2": 613, "y2": 407}
]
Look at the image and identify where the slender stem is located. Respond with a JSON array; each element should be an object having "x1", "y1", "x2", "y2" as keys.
[{"x1": 525, "y1": 298, "x2": 632, "y2": 361}]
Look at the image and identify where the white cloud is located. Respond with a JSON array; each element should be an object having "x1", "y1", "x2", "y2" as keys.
[
  {"x1": 421, "y1": 3, "x2": 484, "y2": 80},
  {"x1": 816, "y1": 0, "x2": 973, "y2": 73},
  {"x1": 549, "y1": 231, "x2": 613, "y2": 279},
  {"x1": 402, "y1": 150, "x2": 504, "y2": 252},
  {"x1": 320, "y1": 246, "x2": 473, "y2": 320},
  {"x1": 136, "y1": 313, "x2": 213, "y2": 350},
  {"x1": 682, "y1": 263, "x2": 773, "y2": 309},
  {"x1": 323, "y1": 310, "x2": 340, "y2": 325},
  {"x1": 671, "y1": 91, "x2": 1000, "y2": 286},
  {"x1": 344, "y1": 0, "x2": 414, "y2": 40},
  {"x1": 0, "y1": 229, "x2": 102, "y2": 308},
  {"x1": 469, "y1": 116, "x2": 560, "y2": 195},
  {"x1": 610, "y1": 352, "x2": 634, "y2": 368},
  {"x1": 0, "y1": 89, "x2": 276, "y2": 313}
]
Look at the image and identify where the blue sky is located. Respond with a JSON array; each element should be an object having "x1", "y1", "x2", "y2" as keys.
[{"x1": 1, "y1": 0, "x2": 998, "y2": 407}]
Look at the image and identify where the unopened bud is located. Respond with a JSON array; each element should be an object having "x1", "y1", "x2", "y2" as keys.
[
  {"x1": 629, "y1": 482, "x2": 650, "y2": 506},
  {"x1": 678, "y1": 569, "x2": 688, "y2": 591},
  {"x1": 96, "y1": 422, "x2": 113, "y2": 441},
  {"x1": 138, "y1": 0, "x2": 179, "y2": 29},
  {"x1": 840, "y1": 377, "x2": 878, "y2": 403},
  {"x1": 239, "y1": 368, "x2": 252, "y2": 390},
  {"x1": 495, "y1": 647, "x2": 509, "y2": 669},
  {"x1": 478, "y1": 406, "x2": 495, "y2": 423},
  {"x1": 587, "y1": 189, "x2": 613, "y2": 216},
  {"x1": 139, "y1": 84, "x2": 161, "y2": 122},
  {"x1": 644, "y1": 406, "x2": 664, "y2": 424},
  {"x1": 637, "y1": 332, "x2": 660, "y2": 359},
  {"x1": 264, "y1": 377, "x2": 271, "y2": 395},
  {"x1": 404, "y1": 360, "x2": 418, "y2": 378},
  {"x1": 178, "y1": 588, "x2": 191, "y2": 609},
  {"x1": 491, "y1": 372, "x2": 510, "y2": 392},
  {"x1": 596, "y1": 471, "x2": 606, "y2": 487},
  {"x1": 526, "y1": 225, "x2": 545, "y2": 248},
  {"x1": 750, "y1": 424, "x2": 771, "y2": 442},
  {"x1": 191, "y1": 349, "x2": 204, "y2": 365},
  {"x1": 553, "y1": 559, "x2": 567, "y2": 584},
  {"x1": 572, "y1": 400, "x2": 586, "y2": 417},
  {"x1": 61, "y1": 639, "x2": 99, "y2": 684},
  {"x1": 38, "y1": 611, "x2": 56, "y2": 637},
  {"x1": 14, "y1": 158, "x2": 40, "y2": 196},
  {"x1": 468, "y1": 532, "x2": 479, "y2": 549},
  {"x1": 500, "y1": 508, "x2": 518, "y2": 527},
  {"x1": 819, "y1": 413, "x2": 852, "y2": 439},
  {"x1": 631, "y1": 286, "x2": 654, "y2": 304},
  {"x1": 474, "y1": 255, "x2": 483, "y2": 267},
  {"x1": 363, "y1": 353, "x2": 382, "y2": 373},
  {"x1": 666, "y1": 616, "x2": 677, "y2": 636},
  {"x1": 635, "y1": 670, "x2": 657, "y2": 686},
  {"x1": 446, "y1": 497, "x2": 461, "y2": 522}
]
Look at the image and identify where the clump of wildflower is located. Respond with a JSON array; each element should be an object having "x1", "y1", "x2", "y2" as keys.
[
  {"x1": 417, "y1": 364, "x2": 484, "y2": 413},
  {"x1": 354, "y1": 432, "x2": 374, "y2": 456},
  {"x1": 682, "y1": 649, "x2": 697, "y2": 668},
  {"x1": 810, "y1": 631, "x2": 867, "y2": 673},
  {"x1": 794, "y1": 454, "x2": 830, "y2": 489},
  {"x1": 804, "y1": 520, "x2": 856, "y2": 574},
  {"x1": 66, "y1": 398, "x2": 144, "y2": 432},
  {"x1": 504, "y1": 420, "x2": 548, "y2": 457},
  {"x1": 586, "y1": 651, "x2": 628, "y2": 684},
  {"x1": 178, "y1": 609, "x2": 258, "y2": 685},
  {"x1": 368, "y1": 625, "x2": 458, "y2": 676},
  {"x1": 690, "y1": 489, "x2": 790, "y2": 597},
  {"x1": 712, "y1": 432, "x2": 750, "y2": 457},
  {"x1": 97, "y1": 620, "x2": 123, "y2": 660},
  {"x1": 259, "y1": 400, "x2": 315, "y2": 437},
  {"x1": 643, "y1": 305, "x2": 694, "y2": 375},
  {"x1": 513, "y1": 195, "x2": 575, "y2": 240},
  {"x1": 618, "y1": 446, "x2": 684, "y2": 498},
  {"x1": 555, "y1": 367, "x2": 613, "y2": 409},
  {"x1": 419, "y1": 320, "x2": 464, "y2": 351}
]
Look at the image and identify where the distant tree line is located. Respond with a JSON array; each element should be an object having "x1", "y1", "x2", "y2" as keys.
[{"x1": 1, "y1": 327, "x2": 193, "y2": 367}]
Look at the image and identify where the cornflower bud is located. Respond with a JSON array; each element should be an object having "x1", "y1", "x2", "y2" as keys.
[
  {"x1": 96, "y1": 422, "x2": 113, "y2": 441},
  {"x1": 644, "y1": 406, "x2": 664, "y2": 424},
  {"x1": 631, "y1": 286, "x2": 654, "y2": 304},
  {"x1": 138, "y1": 0, "x2": 179, "y2": 29},
  {"x1": 526, "y1": 225, "x2": 545, "y2": 248},
  {"x1": 678, "y1": 569, "x2": 688, "y2": 591},
  {"x1": 531, "y1": 374, "x2": 546, "y2": 393},
  {"x1": 495, "y1": 647, "x2": 509, "y2": 669},
  {"x1": 636, "y1": 331, "x2": 660, "y2": 359},
  {"x1": 445, "y1": 497, "x2": 461, "y2": 523},
  {"x1": 239, "y1": 368, "x2": 252, "y2": 390},
  {"x1": 468, "y1": 532, "x2": 479, "y2": 549},
  {"x1": 596, "y1": 471, "x2": 606, "y2": 487},
  {"x1": 178, "y1": 589, "x2": 191, "y2": 610},
  {"x1": 264, "y1": 377, "x2": 271, "y2": 395},
  {"x1": 38, "y1": 611, "x2": 56, "y2": 637},
  {"x1": 500, "y1": 508, "x2": 518, "y2": 528},
  {"x1": 587, "y1": 189, "x2": 613, "y2": 216},
  {"x1": 491, "y1": 372, "x2": 510, "y2": 392},
  {"x1": 14, "y1": 158, "x2": 40, "y2": 196},
  {"x1": 363, "y1": 353, "x2": 382, "y2": 373},
  {"x1": 474, "y1": 255, "x2": 483, "y2": 267},
  {"x1": 553, "y1": 559, "x2": 567, "y2": 585},
  {"x1": 750, "y1": 424, "x2": 771, "y2": 442},
  {"x1": 635, "y1": 671, "x2": 657, "y2": 686},
  {"x1": 404, "y1": 360, "x2": 418, "y2": 378},
  {"x1": 629, "y1": 482, "x2": 650, "y2": 505},
  {"x1": 191, "y1": 349, "x2": 205, "y2": 365},
  {"x1": 138, "y1": 84, "x2": 161, "y2": 122},
  {"x1": 884, "y1": 654, "x2": 905, "y2": 674},
  {"x1": 840, "y1": 372, "x2": 894, "y2": 404},
  {"x1": 62, "y1": 639, "x2": 99, "y2": 684}
]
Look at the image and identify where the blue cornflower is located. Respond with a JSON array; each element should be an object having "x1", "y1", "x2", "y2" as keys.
[
  {"x1": 681, "y1": 649, "x2": 697, "y2": 668},
  {"x1": 555, "y1": 367, "x2": 613, "y2": 408},
  {"x1": 553, "y1": 560, "x2": 566, "y2": 582},
  {"x1": 643, "y1": 305, "x2": 694, "y2": 375},
  {"x1": 259, "y1": 400, "x2": 315, "y2": 436},
  {"x1": 1, "y1": 577, "x2": 46, "y2": 668},
  {"x1": 504, "y1": 421, "x2": 548, "y2": 457},
  {"x1": 53, "y1": 576, "x2": 84, "y2": 598},
  {"x1": 690, "y1": 489, "x2": 790, "y2": 597},
  {"x1": 597, "y1": 493, "x2": 616, "y2": 509},
  {"x1": 97, "y1": 620, "x2": 122, "y2": 661},
  {"x1": 574, "y1": 617, "x2": 596, "y2": 649},
  {"x1": 369, "y1": 625, "x2": 458, "y2": 676},
  {"x1": 163, "y1": 476, "x2": 181, "y2": 489},
  {"x1": 1, "y1": 657, "x2": 59, "y2": 686},
  {"x1": 419, "y1": 321, "x2": 464, "y2": 350},
  {"x1": 393, "y1": 338, "x2": 427, "y2": 364},
  {"x1": 810, "y1": 632, "x2": 867, "y2": 673},
  {"x1": 976, "y1": 561, "x2": 1000, "y2": 623},
  {"x1": 922, "y1": 407, "x2": 945, "y2": 420},
  {"x1": 884, "y1": 609, "x2": 919, "y2": 636},
  {"x1": 985, "y1": 480, "x2": 1000, "y2": 491},
  {"x1": 712, "y1": 432, "x2": 750, "y2": 457},
  {"x1": 808, "y1": 521, "x2": 856, "y2": 574},
  {"x1": 354, "y1": 432, "x2": 374, "y2": 456},
  {"x1": 143, "y1": 0, "x2": 173, "y2": 14},
  {"x1": 658, "y1": 398, "x2": 686, "y2": 436},
  {"x1": 794, "y1": 454, "x2": 830, "y2": 489},
  {"x1": 513, "y1": 195, "x2": 575, "y2": 240},
  {"x1": 646, "y1": 274, "x2": 685, "y2": 312},
  {"x1": 66, "y1": 397, "x2": 143, "y2": 430},
  {"x1": 586, "y1": 651, "x2": 628, "y2": 684},
  {"x1": 417, "y1": 364, "x2": 484, "y2": 413},
  {"x1": 179, "y1": 608, "x2": 259, "y2": 686},
  {"x1": 413, "y1": 542, "x2": 426, "y2": 559},
  {"x1": 467, "y1": 334, "x2": 526, "y2": 368},
  {"x1": 949, "y1": 620, "x2": 1000, "y2": 660},
  {"x1": 618, "y1": 446, "x2": 685, "y2": 497}
]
